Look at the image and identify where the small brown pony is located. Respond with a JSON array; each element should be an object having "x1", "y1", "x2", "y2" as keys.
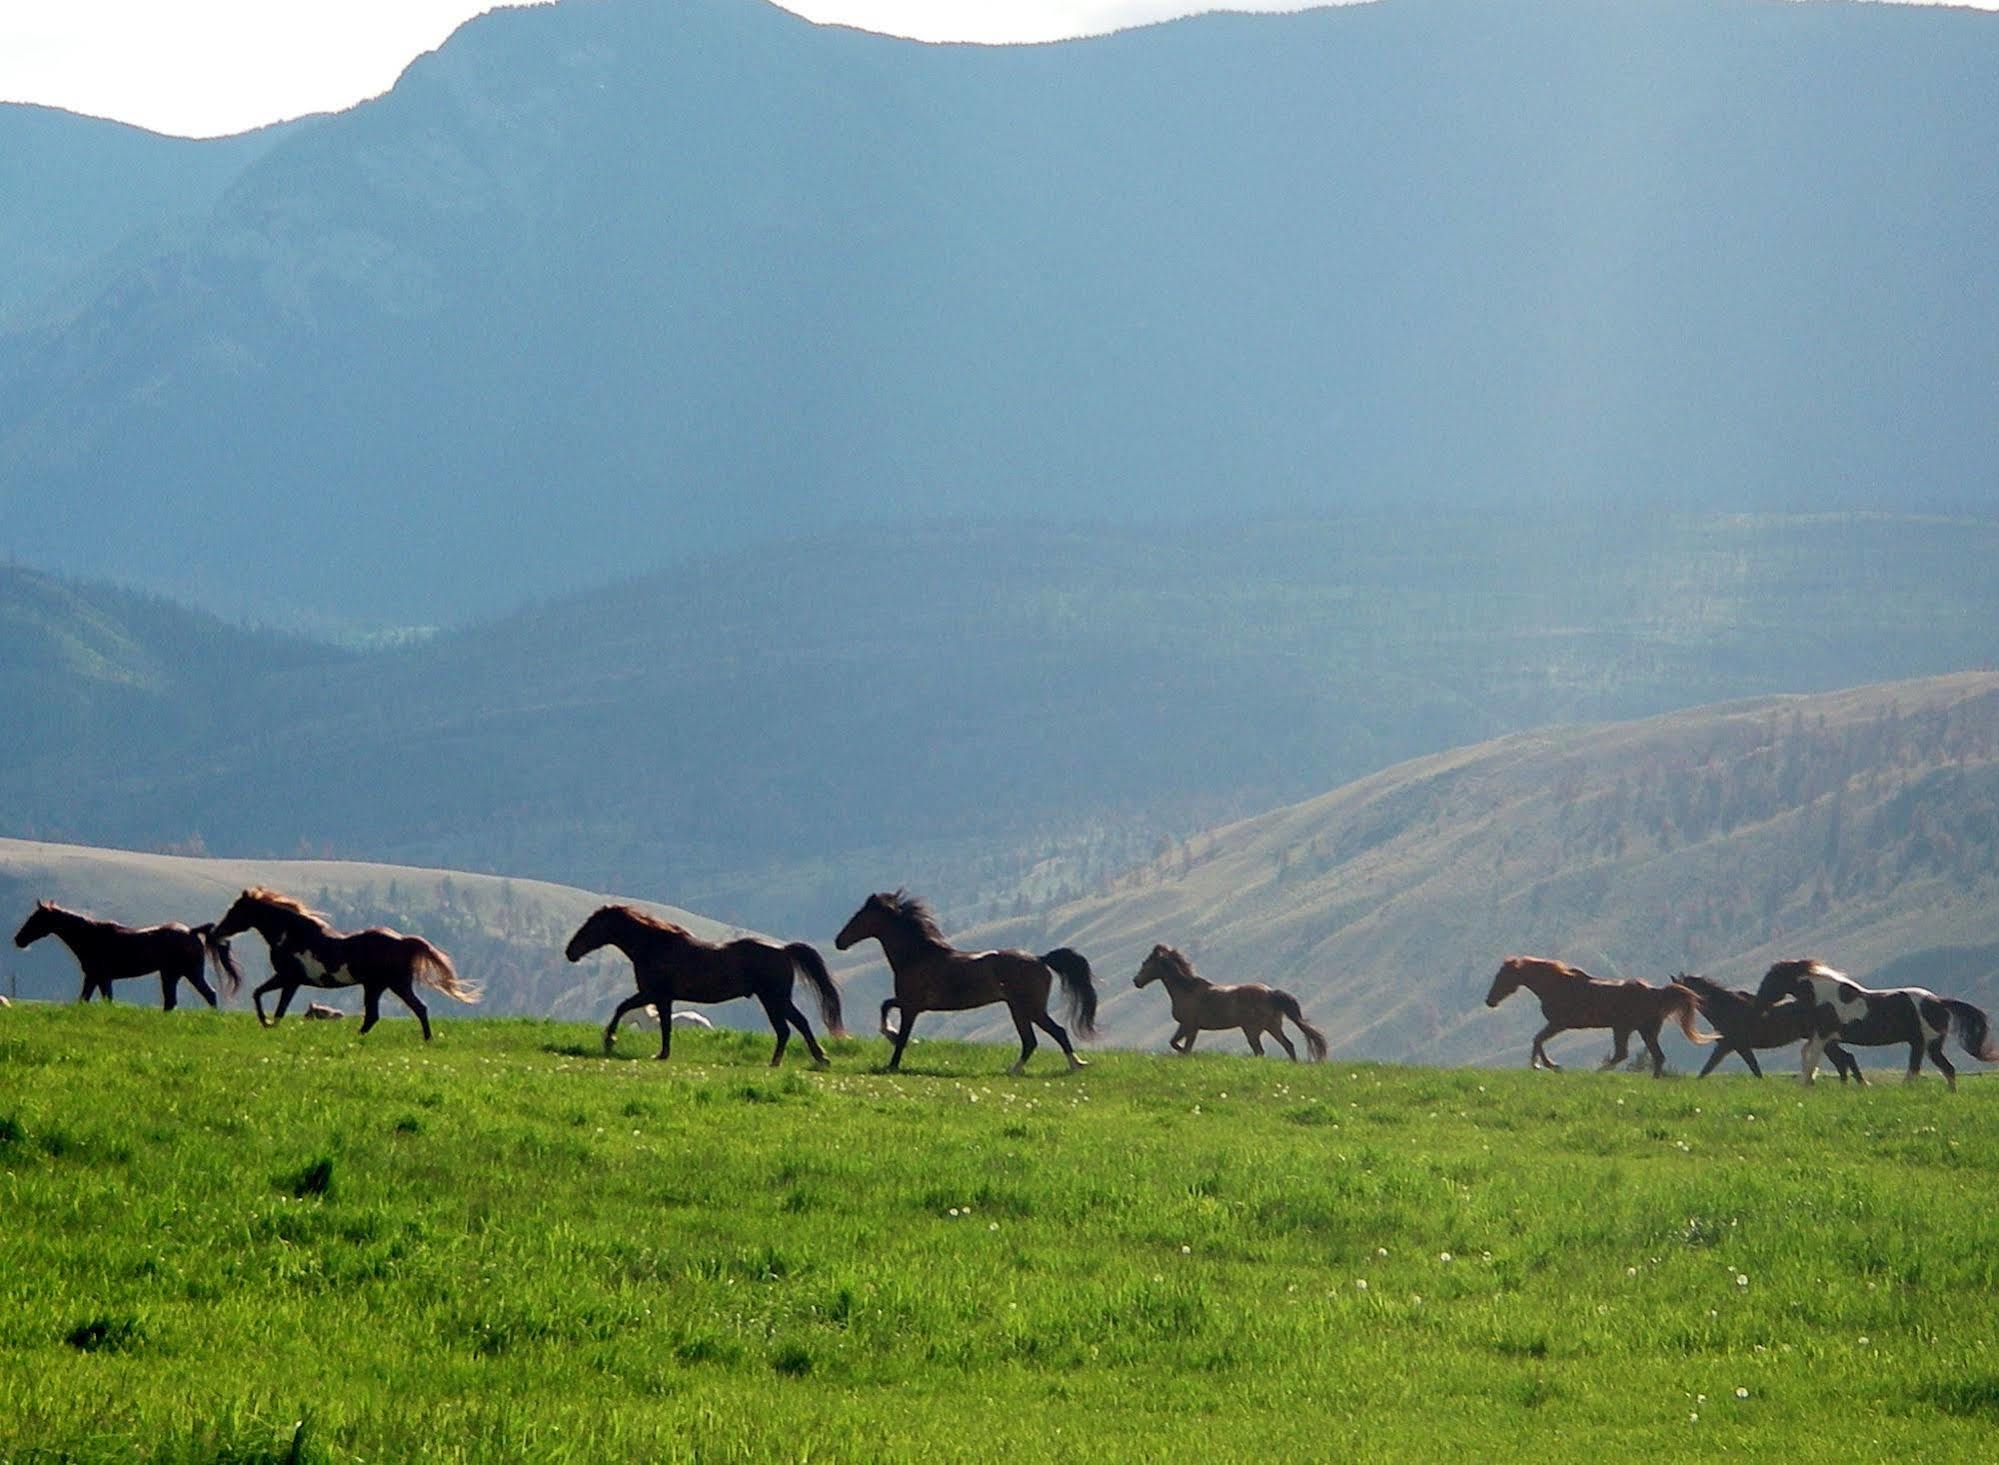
[
  {"x1": 1484, "y1": 955, "x2": 1711, "y2": 1077},
  {"x1": 1133, "y1": 945, "x2": 1328, "y2": 1061},
  {"x1": 14, "y1": 900, "x2": 240, "y2": 1009},
  {"x1": 213, "y1": 888, "x2": 478, "y2": 1040},
  {"x1": 834, "y1": 891, "x2": 1098, "y2": 1075},
  {"x1": 563, "y1": 904, "x2": 845, "y2": 1064}
]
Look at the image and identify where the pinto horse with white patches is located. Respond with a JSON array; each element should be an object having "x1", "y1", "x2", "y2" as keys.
[
  {"x1": 1485, "y1": 956, "x2": 1712, "y2": 1077},
  {"x1": 213, "y1": 888, "x2": 479, "y2": 1040},
  {"x1": 1753, "y1": 959, "x2": 1999, "y2": 1090}
]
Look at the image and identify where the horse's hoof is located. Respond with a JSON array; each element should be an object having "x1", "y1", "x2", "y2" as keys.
[
  {"x1": 812, "y1": 1057, "x2": 830, "y2": 1071},
  {"x1": 1068, "y1": 1056, "x2": 1088, "y2": 1071},
  {"x1": 1008, "y1": 1061, "x2": 1027, "y2": 1077}
]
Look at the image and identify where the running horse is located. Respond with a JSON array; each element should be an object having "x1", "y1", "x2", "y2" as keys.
[
  {"x1": 14, "y1": 900, "x2": 240, "y2": 1009},
  {"x1": 1753, "y1": 959, "x2": 1999, "y2": 1089},
  {"x1": 1133, "y1": 945, "x2": 1328, "y2": 1061},
  {"x1": 212, "y1": 888, "x2": 478, "y2": 1040},
  {"x1": 1484, "y1": 955, "x2": 1711, "y2": 1076},
  {"x1": 1673, "y1": 973, "x2": 1861, "y2": 1081},
  {"x1": 834, "y1": 891, "x2": 1099, "y2": 1075},
  {"x1": 563, "y1": 904, "x2": 845, "y2": 1064}
]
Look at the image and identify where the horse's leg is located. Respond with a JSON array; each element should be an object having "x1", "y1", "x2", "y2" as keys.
[
  {"x1": 358, "y1": 983, "x2": 385, "y2": 1035},
  {"x1": 1598, "y1": 1028, "x2": 1632, "y2": 1070},
  {"x1": 1739, "y1": 1046, "x2": 1764, "y2": 1079},
  {"x1": 1171, "y1": 1026, "x2": 1198, "y2": 1054},
  {"x1": 1530, "y1": 1022, "x2": 1563, "y2": 1069},
  {"x1": 1641, "y1": 1024, "x2": 1667, "y2": 1078},
  {"x1": 887, "y1": 1007, "x2": 918, "y2": 1071},
  {"x1": 1905, "y1": 1039, "x2": 1924, "y2": 1083},
  {"x1": 1927, "y1": 1035, "x2": 1957, "y2": 1092},
  {"x1": 394, "y1": 978, "x2": 432, "y2": 1042},
  {"x1": 1828, "y1": 1042, "x2": 1863, "y2": 1084},
  {"x1": 184, "y1": 963, "x2": 218, "y2": 1009},
  {"x1": 161, "y1": 973, "x2": 178, "y2": 1012},
  {"x1": 1268, "y1": 1020, "x2": 1298, "y2": 1062},
  {"x1": 602, "y1": 992, "x2": 650, "y2": 1054},
  {"x1": 1007, "y1": 1003, "x2": 1038, "y2": 1077},
  {"x1": 1031, "y1": 1010, "x2": 1085, "y2": 1071},
  {"x1": 759, "y1": 994, "x2": 792, "y2": 1067},
  {"x1": 1799, "y1": 1036, "x2": 1824, "y2": 1084},
  {"x1": 269, "y1": 985, "x2": 299, "y2": 1024},
  {"x1": 1244, "y1": 1027, "x2": 1266, "y2": 1057},
  {"x1": 783, "y1": 1001, "x2": 829, "y2": 1068},
  {"x1": 1698, "y1": 1043, "x2": 1729, "y2": 1078},
  {"x1": 656, "y1": 1000, "x2": 675, "y2": 1061}
]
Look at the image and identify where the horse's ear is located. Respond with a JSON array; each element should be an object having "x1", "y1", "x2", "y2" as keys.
[
  {"x1": 1151, "y1": 943, "x2": 1171, "y2": 957},
  {"x1": 36, "y1": 898, "x2": 52, "y2": 910}
]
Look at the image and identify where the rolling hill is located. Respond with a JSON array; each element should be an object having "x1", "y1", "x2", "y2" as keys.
[
  {"x1": 932, "y1": 672, "x2": 1999, "y2": 1068},
  {"x1": 4, "y1": 0, "x2": 1998, "y2": 623},
  {"x1": 9, "y1": 513, "x2": 1999, "y2": 938},
  {"x1": 0, "y1": 836, "x2": 740, "y2": 1018}
]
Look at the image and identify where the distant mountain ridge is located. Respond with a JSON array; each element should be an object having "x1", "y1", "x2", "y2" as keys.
[{"x1": 3, "y1": 0, "x2": 1997, "y2": 623}]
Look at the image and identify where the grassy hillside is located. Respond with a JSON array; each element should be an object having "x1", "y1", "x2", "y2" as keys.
[
  {"x1": 944, "y1": 673, "x2": 1999, "y2": 1067},
  {"x1": 0, "y1": 838, "x2": 740, "y2": 1019},
  {"x1": 2, "y1": 1006, "x2": 1997, "y2": 1460}
]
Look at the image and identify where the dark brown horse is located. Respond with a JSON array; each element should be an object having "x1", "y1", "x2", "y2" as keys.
[
  {"x1": 212, "y1": 888, "x2": 478, "y2": 1040},
  {"x1": 564, "y1": 904, "x2": 845, "y2": 1064},
  {"x1": 1754, "y1": 958, "x2": 1999, "y2": 1089},
  {"x1": 14, "y1": 900, "x2": 240, "y2": 1009},
  {"x1": 1133, "y1": 945, "x2": 1328, "y2": 1061},
  {"x1": 834, "y1": 891, "x2": 1098, "y2": 1075},
  {"x1": 1484, "y1": 955, "x2": 1711, "y2": 1077},
  {"x1": 1674, "y1": 973, "x2": 1861, "y2": 1081}
]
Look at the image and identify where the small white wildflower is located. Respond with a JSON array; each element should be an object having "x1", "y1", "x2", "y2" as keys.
[
  {"x1": 1354, "y1": 1278, "x2": 1368, "y2": 1291},
  {"x1": 948, "y1": 1208, "x2": 960, "y2": 1218},
  {"x1": 1736, "y1": 1274, "x2": 1749, "y2": 1288},
  {"x1": 1858, "y1": 1336, "x2": 1870, "y2": 1346},
  {"x1": 1439, "y1": 1252, "x2": 1453, "y2": 1263},
  {"x1": 1626, "y1": 1267, "x2": 1638, "y2": 1277},
  {"x1": 1696, "y1": 1395, "x2": 1706, "y2": 1404},
  {"x1": 1735, "y1": 1388, "x2": 1749, "y2": 1400},
  {"x1": 1377, "y1": 1247, "x2": 1389, "y2": 1258},
  {"x1": 1180, "y1": 1245, "x2": 1191, "y2": 1255},
  {"x1": 988, "y1": 1221, "x2": 999, "y2": 1231},
  {"x1": 1689, "y1": 1413, "x2": 1700, "y2": 1424}
]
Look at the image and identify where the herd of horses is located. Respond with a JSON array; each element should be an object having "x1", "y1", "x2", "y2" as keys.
[{"x1": 13, "y1": 889, "x2": 1998, "y2": 1086}]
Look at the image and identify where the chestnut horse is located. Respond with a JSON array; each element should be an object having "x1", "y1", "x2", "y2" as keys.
[
  {"x1": 14, "y1": 900, "x2": 240, "y2": 1009},
  {"x1": 1485, "y1": 955, "x2": 1710, "y2": 1077},
  {"x1": 1674, "y1": 973, "x2": 1861, "y2": 1081},
  {"x1": 1133, "y1": 945, "x2": 1328, "y2": 1061},
  {"x1": 563, "y1": 904, "x2": 845, "y2": 1065},
  {"x1": 834, "y1": 891, "x2": 1098, "y2": 1075},
  {"x1": 1753, "y1": 959, "x2": 1999, "y2": 1089},
  {"x1": 213, "y1": 888, "x2": 478, "y2": 1040}
]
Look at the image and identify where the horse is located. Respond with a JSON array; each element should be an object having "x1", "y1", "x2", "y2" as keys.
[
  {"x1": 834, "y1": 891, "x2": 1098, "y2": 1075},
  {"x1": 14, "y1": 900, "x2": 240, "y2": 1010},
  {"x1": 563, "y1": 904, "x2": 844, "y2": 1065},
  {"x1": 1133, "y1": 944, "x2": 1328, "y2": 1061},
  {"x1": 1484, "y1": 955, "x2": 1711, "y2": 1077},
  {"x1": 212, "y1": 888, "x2": 478, "y2": 1040},
  {"x1": 1753, "y1": 959, "x2": 1999, "y2": 1089},
  {"x1": 1673, "y1": 973, "x2": 1861, "y2": 1081}
]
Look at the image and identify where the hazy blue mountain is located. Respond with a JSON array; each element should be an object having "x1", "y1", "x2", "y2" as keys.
[
  {"x1": 0, "y1": 105, "x2": 293, "y2": 329},
  {"x1": 2, "y1": 0, "x2": 1996, "y2": 624},
  {"x1": 9, "y1": 511, "x2": 1999, "y2": 936}
]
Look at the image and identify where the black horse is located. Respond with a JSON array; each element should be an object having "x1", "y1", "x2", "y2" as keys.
[
  {"x1": 1753, "y1": 959, "x2": 1999, "y2": 1089},
  {"x1": 1675, "y1": 973, "x2": 1860, "y2": 1081},
  {"x1": 563, "y1": 904, "x2": 845, "y2": 1065},
  {"x1": 14, "y1": 900, "x2": 239, "y2": 1009}
]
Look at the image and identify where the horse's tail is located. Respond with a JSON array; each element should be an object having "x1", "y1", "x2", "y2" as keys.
[
  {"x1": 1275, "y1": 990, "x2": 1329, "y2": 1062},
  {"x1": 407, "y1": 937, "x2": 481, "y2": 1004},
  {"x1": 1943, "y1": 999, "x2": 1999, "y2": 1063},
  {"x1": 1040, "y1": 948, "x2": 1098, "y2": 1040},
  {"x1": 194, "y1": 923, "x2": 242, "y2": 997},
  {"x1": 1666, "y1": 984, "x2": 1718, "y2": 1045},
  {"x1": 785, "y1": 942, "x2": 846, "y2": 1038}
]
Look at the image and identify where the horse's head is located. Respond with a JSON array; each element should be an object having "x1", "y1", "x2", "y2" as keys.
[
  {"x1": 1134, "y1": 944, "x2": 1182, "y2": 989},
  {"x1": 564, "y1": 906, "x2": 619, "y2": 963},
  {"x1": 834, "y1": 893, "x2": 892, "y2": 952},
  {"x1": 13, "y1": 900, "x2": 57, "y2": 948},
  {"x1": 1753, "y1": 959, "x2": 1820, "y2": 1012},
  {"x1": 212, "y1": 891, "x2": 264, "y2": 943},
  {"x1": 1485, "y1": 956, "x2": 1531, "y2": 1007}
]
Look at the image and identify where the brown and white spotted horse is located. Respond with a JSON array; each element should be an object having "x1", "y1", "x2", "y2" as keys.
[
  {"x1": 14, "y1": 900, "x2": 241, "y2": 1009},
  {"x1": 1753, "y1": 959, "x2": 1999, "y2": 1090},
  {"x1": 213, "y1": 888, "x2": 478, "y2": 1040}
]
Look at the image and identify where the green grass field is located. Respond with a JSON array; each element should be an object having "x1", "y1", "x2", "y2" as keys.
[{"x1": 3, "y1": 1005, "x2": 1997, "y2": 1462}]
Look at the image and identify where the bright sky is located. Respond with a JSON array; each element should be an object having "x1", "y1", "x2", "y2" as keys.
[{"x1": 0, "y1": 0, "x2": 1992, "y2": 139}]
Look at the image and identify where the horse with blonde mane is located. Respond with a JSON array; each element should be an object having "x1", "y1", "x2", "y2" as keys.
[
  {"x1": 1485, "y1": 955, "x2": 1710, "y2": 1077},
  {"x1": 1133, "y1": 945, "x2": 1328, "y2": 1061},
  {"x1": 213, "y1": 888, "x2": 477, "y2": 1040}
]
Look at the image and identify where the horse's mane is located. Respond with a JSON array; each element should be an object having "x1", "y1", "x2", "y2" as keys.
[
  {"x1": 1145, "y1": 945, "x2": 1201, "y2": 983},
  {"x1": 1673, "y1": 973, "x2": 1751, "y2": 1008},
  {"x1": 874, "y1": 890, "x2": 945, "y2": 942},
  {"x1": 1502, "y1": 954, "x2": 1594, "y2": 981},
  {"x1": 597, "y1": 904, "x2": 689, "y2": 938},
  {"x1": 242, "y1": 886, "x2": 328, "y2": 922}
]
